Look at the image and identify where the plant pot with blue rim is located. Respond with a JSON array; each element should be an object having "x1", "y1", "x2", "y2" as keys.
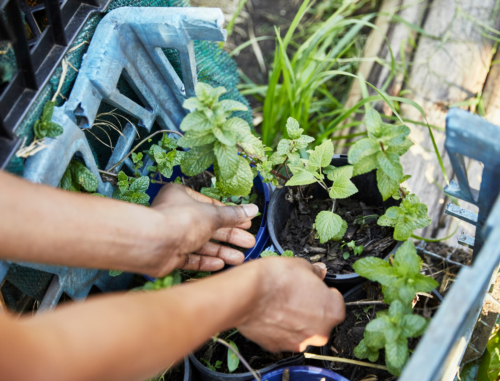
[
  {"x1": 146, "y1": 164, "x2": 271, "y2": 265},
  {"x1": 259, "y1": 366, "x2": 350, "y2": 381},
  {"x1": 319, "y1": 282, "x2": 443, "y2": 380},
  {"x1": 189, "y1": 330, "x2": 309, "y2": 381},
  {"x1": 267, "y1": 154, "x2": 400, "y2": 294}
]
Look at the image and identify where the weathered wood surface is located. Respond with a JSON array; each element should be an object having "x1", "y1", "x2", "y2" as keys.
[{"x1": 343, "y1": 0, "x2": 500, "y2": 248}]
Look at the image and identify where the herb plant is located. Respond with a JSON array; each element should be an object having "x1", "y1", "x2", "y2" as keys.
[
  {"x1": 34, "y1": 101, "x2": 63, "y2": 139},
  {"x1": 59, "y1": 159, "x2": 102, "y2": 197},
  {"x1": 260, "y1": 250, "x2": 294, "y2": 258},
  {"x1": 347, "y1": 109, "x2": 431, "y2": 241},
  {"x1": 342, "y1": 240, "x2": 364, "y2": 260},
  {"x1": 113, "y1": 171, "x2": 150, "y2": 206},
  {"x1": 352, "y1": 241, "x2": 438, "y2": 375}
]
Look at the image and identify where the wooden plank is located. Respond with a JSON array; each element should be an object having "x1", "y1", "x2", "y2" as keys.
[
  {"x1": 399, "y1": 0, "x2": 500, "y2": 243},
  {"x1": 335, "y1": 0, "x2": 430, "y2": 149}
]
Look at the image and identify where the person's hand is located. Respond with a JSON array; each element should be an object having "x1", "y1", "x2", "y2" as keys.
[
  {"x1": 237, "y1": 258, "x2": 345, "y2": 352},
  {"x1": 148, "y1": 183, "x2": 258, "y2": 277}
]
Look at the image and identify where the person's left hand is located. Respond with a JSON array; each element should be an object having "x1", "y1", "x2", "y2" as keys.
[{"x1": 146, "y1": 183, "x2": 258, "y2": 277}]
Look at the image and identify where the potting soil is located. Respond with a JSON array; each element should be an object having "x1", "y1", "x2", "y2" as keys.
[{"x1": 278, "y1": 187, "x2": 397, "y2": 275}]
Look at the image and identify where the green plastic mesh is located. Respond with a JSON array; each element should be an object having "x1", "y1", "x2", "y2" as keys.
[{"x1": 1, "y1": 0, "x2": 251, "y2": 307}]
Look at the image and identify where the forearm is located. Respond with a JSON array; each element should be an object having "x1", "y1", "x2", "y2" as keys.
[
  {"x1": 0, "y1": 170, "x2": 165, "y2": 273},
  {"x1": 4, "y1": 263, "x2": 261, "y2": 381}
]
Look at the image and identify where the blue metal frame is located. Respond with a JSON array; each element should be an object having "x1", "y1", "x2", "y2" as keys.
[
  {"x1": 401, "y1": 109, "x2": 500, "y2": 380},
  {"x1": 0, "y1": 7, "x2": 227, "y2": 312}
]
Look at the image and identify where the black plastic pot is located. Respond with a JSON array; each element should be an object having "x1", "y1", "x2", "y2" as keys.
[
  {"x1": 183, "y1": 357, "x2": 192, "y2": 381},
  {"x1": 320, "y1": 282, "x2": 444, "y2": 370},
  {"x1": 189, "y1": 348, "x2": 307, "y2": 381},
  {"x1": 267, "y1": 155, "x2": 399, "y2": 293}
]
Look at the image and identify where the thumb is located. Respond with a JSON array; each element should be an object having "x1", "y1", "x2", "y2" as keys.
[
  {"x1": 214, "y1": 203, "x2": 259, "y2": 229},
  {"x1": 312, "y1": 262, "x2": 327, "y2": 280}
]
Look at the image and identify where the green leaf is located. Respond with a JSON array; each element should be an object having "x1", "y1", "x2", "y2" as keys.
[
  {"x1": 394, "y1": 221, "x2": 415, "y2": 241},
  {"x1": 309, "y1": 139, "x2": 334, "y2": 168},
  {"x1": 315, "y1": 211, "x2": 343, "y2": 244},
  {"x1": 353, "y1": 257, "x2": 398, "y2": 286},
  {"x1": 238, "y1": 133, "x2": 264, "y2": 156},
  {"x1": 270, "y1": 152, "x2": 286, "y2": 165},
  {"x1": 285, "y1": 170, "x2": 317, "y2": 186},
  {"x1": 129, "y1": 176, "x2": 150, "y2": 192},
  {"x1": 352, "y1": 153, "x2": 378, "y2": 176},
  {"x1": 365, "y1": 109, "x2": 383, "y2": 138},
  {"x1": 219, "y1": 100, "x2": 248, "y2": 113},
  {"x1": 295, "y1": 135, "x2": 315, "y2": 149},
  {"x1": 181, "y1": 144, "x2": 215, "y2": 177},
  {"x1": 227, "y1": 340, "x2": 240, "y2": 373},
  {"x1": 393, "y1": 241, "x2": 421, "y2": 276},
  {"x1": 59, "y1": 167, "x2": 79, "y2": 192},
  {"x1": 287, "y1": 152, "x2": 301, "y2": 165},
  {"x1": 412, "y1": 273, "x2": 439, "y2": 293},
  {"x1": 213, "y1": 126, "x2": 236, "y2": 146},
  {"x1": 387, "y1": 138, "x2": 413, "y2": 156},
  {"x1": 364, "y1": 315, "x2": 390, "y2": 349},
  {"x1": 69, "y1": 161, "x2": 99, "y2": 193},
  {"x1": 42, "y1": 101, "x2": 55, "y2": 124},
  {"x1": 377, "y1": 152, "x2": 403, "y2": 181},
  {"x1": 180, "y1": 111, "x2": 212, "y2": 132},
  {"x1": 326, "y1": 165, "x2": 353, "y2": 182},
  {"x1": 132, "y1": 152, "x2": 143, "y2": 164},
  {"x1": 282, "y1": 250, "x2": 294, "y2": 257},
  {"x1": 214, "y1": 142, "x2": 239, "y2": 179},
  {"x1": 201, "y1": 187, "x2": 223, "y2": 200},
  {"x1": 354, "y1": 339, "x2": 379, "y2": 362},
  {"x1": 178, "y1": 130, "x2": 216, "y2": 148},
  {"x1": 381, "y1": 124, "x2": 410, "y2": 147},
  {"x1": 329, "y1": 177, "x2": 358, "y2": 199},
  {"x1": 183, "y1": 97, "x2": 205, "y2": 110},
  {"x1": 388, "y1": 300, "x2": 407, "y2": 321},
  {"x1": 331, "y1": 219, "x2": 348, "y2": 241},
  {"x1": 260, "y1": 250, "x2": 279, "y2": 258},
  {"x1": 277, "y1": 139, "x2": 293, "y2": 155},
  {"x1": 109, "y1": 270, "x2": 123, "y2": 277},
  {"x1": 217, "y1": 157, "x2": 253, "y2": 197},
  {"x1": 376, "y1": 169, "x2": 400, "y2": 201},
  {"x1": 45, "y1": 122, "x2": 63, "y2": 138},
  {"x1": 348, "y1": 138, "x2": 381, "y2": 164},
  {"x1": 385, "y1": 337, "x2": 408, "y2": 375},
  {"x1": 286, "y1": 117, "x2": 303, "y2": 139},
  {"x1": 401, "y1": 314, "x2": 428, "y2": 338}
]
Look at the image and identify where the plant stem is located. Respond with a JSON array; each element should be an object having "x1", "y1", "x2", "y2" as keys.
[
  {"x1": 107, "y1": 130, "x2": 183, "y2": 173},
  {"x1": 344, "y1": 301, "x2": 386, "y2": 307},
  {"x1": 98, "y1": 169, "x2": 118, "y2": 177},
  {"x1": 304, "y1": 354, "x2": 388, "y2": 371},
  {"x1": 214, "y1": 338, "x2": 261, "y2": 381}
]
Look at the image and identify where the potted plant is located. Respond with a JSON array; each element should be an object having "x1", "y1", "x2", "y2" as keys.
[
  {"x1": 316, "y1": 241, "x2": 442, "y2": 380},
  {"x1": 260, "y1": 109, "x2": 430, "y2": 292}
]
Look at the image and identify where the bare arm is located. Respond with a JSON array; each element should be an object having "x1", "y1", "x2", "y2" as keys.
[
  {"x1": 2, "y1": 258, "x2": 344, "y2": 381},
  {"x1": 0, "y1": 171, "x2": 257, "y2": 276}
]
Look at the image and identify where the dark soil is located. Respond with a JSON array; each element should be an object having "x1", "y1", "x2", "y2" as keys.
[
  {"x1": 324, "y1": 283, "x2": 441, "y2": 381},
  {"x1": 417, "y1": 241, "x2": 472, "y2": 296},
  {"x1": 279, "y1": 186, "x2": 396, "y2": 275},
  {"x1": 194, "y1": 331, "x2": 297, "y2": 374}
]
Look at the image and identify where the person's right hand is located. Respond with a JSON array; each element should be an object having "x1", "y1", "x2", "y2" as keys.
[{"x1": 237, "y1": 257, "x2": 345, "y2": 353}]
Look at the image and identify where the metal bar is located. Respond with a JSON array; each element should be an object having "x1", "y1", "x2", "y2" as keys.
[
  {"x1": 445, "y1": 203, "x2": 478, "y2": 226},
  {"x1": 458, "y1": 233, "x2": 475, "y2": 249},
  {"x1": 5, "y1": 0, "x2": 38, "y2": 90},
  {"x1": 44, "y1": 0, "x2": 68, "y2": 46}
]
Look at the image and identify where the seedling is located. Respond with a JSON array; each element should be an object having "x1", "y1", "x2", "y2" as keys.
[
  {"x1": 353, "y1": 214, "x2": 379, "y2": 226},
  {"x1": 34, "y1": 101, "x2": 63, "y2": 139},
  {"x1": 347, "y1": 109, "x2": 431, "y2": 241},
  {"x1": 202, "y1": 359, "x2": 223, "y2": 372},
  {"x1": 341, "y1": 240, "x2": 364, "y2": 260},
  {"x1": 113, "y1": 171, "x2": 150, "y2": 206},
  {"x1": 352, "y1": 241, "x2": 438, "y2": 375}
]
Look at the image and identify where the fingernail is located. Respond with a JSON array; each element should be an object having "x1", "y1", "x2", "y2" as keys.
[
  {"x1": 242, "y1": 204, "x2": 259, "y2": 217},
  {"x1": 314, "y1": 262, "x2": 326, "y2": 270}
]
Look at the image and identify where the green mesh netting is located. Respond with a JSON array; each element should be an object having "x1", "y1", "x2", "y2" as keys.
[{"x1": 1, "y1": 0, "x2": 251, "y2": 308}]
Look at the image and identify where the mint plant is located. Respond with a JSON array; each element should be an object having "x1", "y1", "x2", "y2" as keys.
[
  {"x1": 113, "y1": 171, "x2": 150, "y2": 206},
  {"x1": 347, "y1": 109, "x2": 431, "y2": 241},
  {"x1": 34, "y1": 101, "x2": 63, "y2": 139},
  {"x1": 351, "y1": 241, "x2": 439, "y2": 376},
  {"x1": 59, "y1": 160, "x2": 102, "y2": 197},
  {"x1": 260, "y1": 250, "x2": 294, "y2": 258},
  {"x1": 144, "y1": 133, "x2": 184, "y2": 182},
  {"x1": 342, "y1": 240, "x2": 364, "y2": 260},
  {"x1": 178, "y1": 83, "x2": 263, "y2": 197}
]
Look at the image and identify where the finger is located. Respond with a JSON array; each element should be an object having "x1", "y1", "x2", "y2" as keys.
[
  {"x1": 214, "y1": 204, "x2": 259, "y2": 230},
  {"x1": 196, "y1": 241, "x2": 245, "y2": 265},
  {"x1": 176, "y1": 254, "x2": 225, "y2": 272},
  {"x1": 312, "y1": 262, "x2": 327, "y2": 280},
  {"x1": 182, "y1": 187, "x2": 252, "y2": 229},
  {"x1": 184, "y1": 187, "x2": 225, "y2": 206},
  {"x1": 299, "y1": 335, "x2": 329, "y2": 352},
  {"x1": 212, "y1": 228, "x2": 256, "y2": 248}
]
